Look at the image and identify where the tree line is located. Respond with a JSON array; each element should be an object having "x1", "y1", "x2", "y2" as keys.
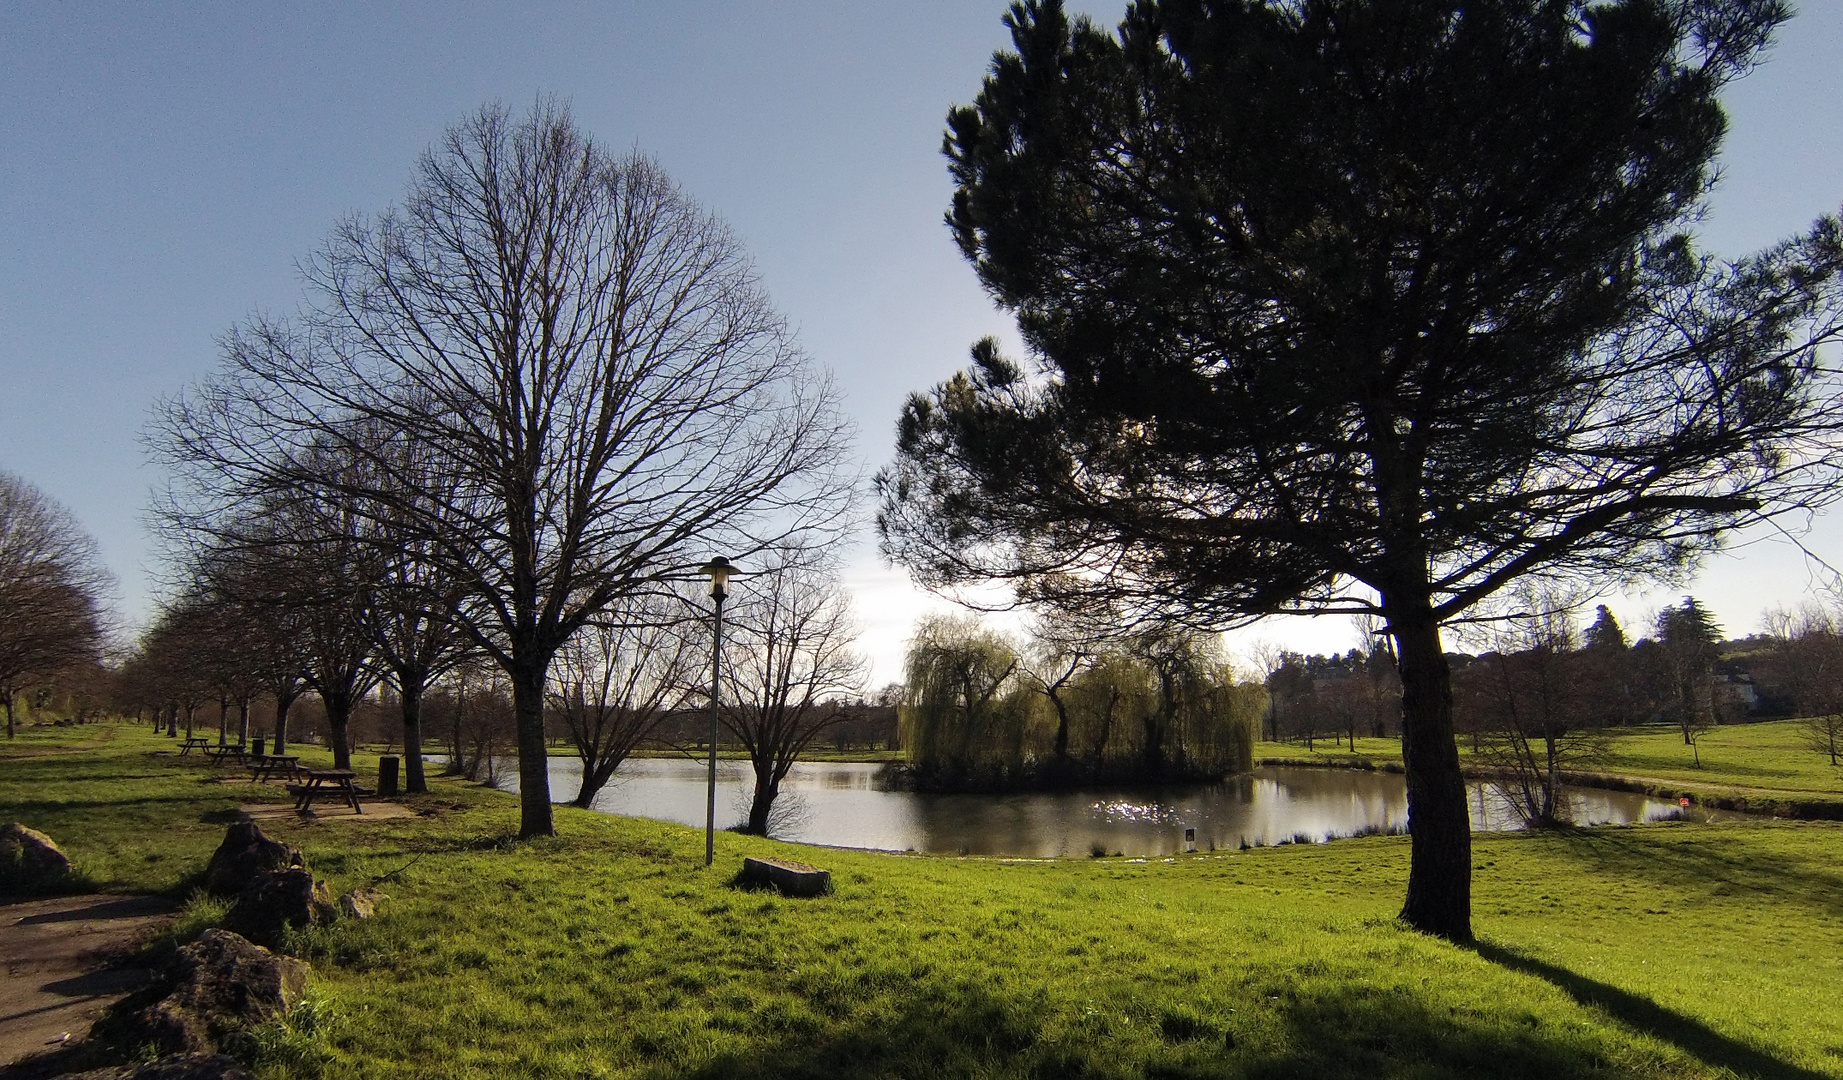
[{"x1": 1261, "y1": 596, "x2": 1843, "y2": 827}]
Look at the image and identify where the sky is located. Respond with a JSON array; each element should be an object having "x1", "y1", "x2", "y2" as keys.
[{"x1": 3, "y1": 2, "x2": 1842, "y2": 686}]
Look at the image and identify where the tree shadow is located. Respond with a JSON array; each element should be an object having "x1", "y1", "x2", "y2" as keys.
[
  {"x1": 650, "y1": 968, "x2": 1758, "y2": 1080},
  {"x1": 1545, "y1": 828, "x2": 1843, "y2": 921},
  {"x1": 1474, "y1": 942, "x2": 1829, "y2": 1080}
]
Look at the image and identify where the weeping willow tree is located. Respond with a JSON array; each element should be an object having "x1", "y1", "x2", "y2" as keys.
[
  {"x1": 901, "y1": 614, "x2": 1025, "y2": 784},
  {"x1": 900, "y1": 615, "x2": 1260, "y2": 787}
]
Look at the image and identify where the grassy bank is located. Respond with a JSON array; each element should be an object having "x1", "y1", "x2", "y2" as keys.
[
  {"x1": 1258, "y1": 718, "x2": 1843, "y2": 813},
  {"x1": 4, "y1": 724, "x2": 1841, "y2": 1079}
]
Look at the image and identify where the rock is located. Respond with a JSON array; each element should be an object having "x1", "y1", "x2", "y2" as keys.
[
  {"x1": 52, "y1": 1053, "x2": 254, "y2": 1079},
  {"x1": 222, "y1": 869, "x2": 334, "y2": 950},
  {"x1": 202, "y1": 823, "x2": 302, "y2": 898},
  {"x1": 336, "y1": 888, "x2": 382, "y2": 920},
  {"x1": 89, "y1": 930, "x2": 307, "y2": 1058},
  {"x1": 0, "y1": 822, "x2": 76, "y2": 894},
  {"x1": 739, "y1": 856, "x2": 831, "y2": 898}
]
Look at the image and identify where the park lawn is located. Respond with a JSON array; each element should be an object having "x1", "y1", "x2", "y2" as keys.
[
  {"x1": 1257, "y1": 736, "x2": 1404, "y2": 766},
  {"x1": 3, "y1": 725, "x2": 1840, "y2": 1080},
  {"x1": 1263, "y1": 719, "x2": 1843, "y2": 806},
  {"x1": 1593, "y1": 720, "x2": 1843, "y2": 798}
]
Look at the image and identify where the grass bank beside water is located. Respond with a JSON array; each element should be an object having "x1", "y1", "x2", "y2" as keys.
[
  {"x1": 1259, "y1": 718, "x2": 1843, "y2": 816},
  {"x1": 3, "y1": 724, "x2": 1840, "y2": 1079}
]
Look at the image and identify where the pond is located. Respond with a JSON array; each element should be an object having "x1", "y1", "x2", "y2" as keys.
[{"x1": 496, "y1": 756, "x2": 1700, "y2": 858}]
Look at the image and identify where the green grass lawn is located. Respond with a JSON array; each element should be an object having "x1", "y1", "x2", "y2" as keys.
[
  {"x1": 1260, "y1": 718, "x2": 1843, "y2": 807},
  {"x1": 5, "y1": 724, "x2": 1842, "y2": 1079}
]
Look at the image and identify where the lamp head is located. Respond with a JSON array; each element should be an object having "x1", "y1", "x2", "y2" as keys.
[{"x1": 697, "y1": 556, "x2": 737, "y2": 600}]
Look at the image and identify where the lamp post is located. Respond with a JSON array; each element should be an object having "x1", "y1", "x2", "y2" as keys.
[{"x1": 697, "y1": 557, "x2": 737, "y2": 867}]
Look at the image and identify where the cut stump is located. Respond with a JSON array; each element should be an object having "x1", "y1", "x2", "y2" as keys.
[{"x1": 739, "y1": 857, "x2": 831, "y2": 898}]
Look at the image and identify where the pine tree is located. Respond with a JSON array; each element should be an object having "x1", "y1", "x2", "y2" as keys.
[
  {"x1": 1585, "y1": 606, "x2": 1628, "y2": 651},
  {"x1": 880, "y1": 0, "x2": 1843, "y2": 940}
]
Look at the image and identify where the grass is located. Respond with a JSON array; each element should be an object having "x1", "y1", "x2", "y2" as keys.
[
  {"x1": 1259, "y1": 718, "x2": 1843, "y2": 810},
  {"x1": 4, "y1": 724, "x2": 1842, "y2": 1079}
]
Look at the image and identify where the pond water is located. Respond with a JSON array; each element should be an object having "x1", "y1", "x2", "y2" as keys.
[{"x1": 497, "y1": 757, "x2": 1697, "y2": 858}]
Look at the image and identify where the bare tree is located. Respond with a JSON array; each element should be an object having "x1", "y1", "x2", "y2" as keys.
[
  {"x1": 1762, "y1": 605, "x2": 1843, "y2": 766},
  {"x1": 350, "y1": 427, "x2": 476, "y2": 793},
  {"x1": 1456, "y1": 607, "x2": 1608, "y2": 826},
  {"x1": 158, "y1": 102, "x2": 854, "y2": 837},
  {"x1": 135, "y1": 597, "x2": 216, "y2": 740},
  {"x1": 721, "y1": 557, "x2": 868, "y2": 834},
  {"x1": 549, "y1": 593, "x2": 698, "y2": 808},
  {"x1": 0, "y1": 472, "x2": 108, "y2": 737}
]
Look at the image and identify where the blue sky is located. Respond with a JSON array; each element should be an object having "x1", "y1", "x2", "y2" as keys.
[{"x1": 3, "y1": 2, "x2": 1841, "y2": 682}]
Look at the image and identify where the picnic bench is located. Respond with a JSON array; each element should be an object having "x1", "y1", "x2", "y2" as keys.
[
  {"x1": 288, "y1": 769, "x2": 374, "y2": 815},
  {"x1": 178, "y1": 737, "x2": 212, "y2": 756},
  {"x1": 206, "y1": 744, "x2": 248, "y2": 765},
  {"x1": 248, "y1": 754, "x2": 302, "y2": 784}
]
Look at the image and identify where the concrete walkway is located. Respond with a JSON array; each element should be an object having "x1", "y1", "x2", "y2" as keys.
[{"x1": 0, "y1": 894, "x2": 177, "y2": 1067}]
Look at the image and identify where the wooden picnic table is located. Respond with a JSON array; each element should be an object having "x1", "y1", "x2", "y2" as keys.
[
  {"x1": 206, "y1": 744, "x2": 248, "y2": 765},
  {"x1": 178, "y1": 737, "x2": 212, "y2": 756},
  {"x1": 248, "y1": 754, "x2": 302, "y2": 783},
  {"x1": 291, "y1": 769, "x2": 364, "y2": 814}
]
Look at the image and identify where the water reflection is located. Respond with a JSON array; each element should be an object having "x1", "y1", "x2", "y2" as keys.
[{"x1": 499, "y1": 757, "x2": 1694, "y2": 858}]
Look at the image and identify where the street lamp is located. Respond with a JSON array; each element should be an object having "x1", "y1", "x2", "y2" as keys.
[{"x1": 697, "y1": 557, "x2": 738, "y2": 867}]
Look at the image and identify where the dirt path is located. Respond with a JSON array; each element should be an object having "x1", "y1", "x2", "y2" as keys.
[{"x1": 0, "y1": 894, "x2": 178, "y2": 1067}]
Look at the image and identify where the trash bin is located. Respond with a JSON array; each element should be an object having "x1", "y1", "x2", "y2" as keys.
[
  {"x1": 379, "y1": 755, "x2": 400, "y2": 797},
  {"x1": 252, "y1": 736, "x2": 266, "y2": 758}
]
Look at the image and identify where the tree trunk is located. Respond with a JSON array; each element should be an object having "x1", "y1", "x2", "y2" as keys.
[
  {"x1": 237, "y1": 698, "x2": 250, "y2": 748},
  {"x1": 218, "y1": 698, "x2": 229, "y2": 745},
  {"x1": 273, "y1": 692, "x2": 294, "y2": 755},
  {"x1": 325, "y1": 694, "x2": 353, "y2": 770},
  {"x1": 747, "y1": 781, "x2": 776, "y2": 835},
  {"x1": 4, "y1": 692, "x2": 14, "y2": 739},
  {"x1": 746, "y1": 755, "x2": 779, "y2": 835},
  {"x1": 572, "y1": 758, "x2": 615, "y2": 808},
  {"x1": 511, "y1": 658, "x2": 555, "y2": 838},
  {"x1": 446, "y1": 677, "x2": 467, "y2": 776},
  {"x1": 1391, "y1": 604, "x2": 1472, "y2": 943},
  {"x1": 400, "y1": 677, "x2": 427, "y2": 794}
]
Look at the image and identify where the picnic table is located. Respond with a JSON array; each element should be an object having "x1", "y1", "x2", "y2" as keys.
[
  {"x1": 178, "y1": 737, "x2": 212, "y2": 756},
  {"x1": 248, "y1": 754, "x2": 302, "y2": 783},
  {"x1": 290, "y1": 769, "x2": 368, "y2": 814},
  {"x1": 206, "y1": 744, "x2": 248, "y2": 765}
]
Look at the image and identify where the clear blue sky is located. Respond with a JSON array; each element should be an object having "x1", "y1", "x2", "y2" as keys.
[{"x1": 3, "y1": 2, "x2": 1841, "y2": 681}]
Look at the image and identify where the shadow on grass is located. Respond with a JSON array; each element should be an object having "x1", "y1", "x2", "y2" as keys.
[
  {"x1": 1475, "y1": 942, "x2": 1828, "y2": 1080},
  {"x1": 658, "y1": 974, "x2": 1684, "y2": 1080},
  {"x1": 1548, "y1": 828, "x2": 1843, "y2": 921}
]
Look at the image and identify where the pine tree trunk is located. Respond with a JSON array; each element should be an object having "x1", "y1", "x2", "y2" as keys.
[{"x1": 1391, "y1": 603, "x2": 1472, "y2": 943}]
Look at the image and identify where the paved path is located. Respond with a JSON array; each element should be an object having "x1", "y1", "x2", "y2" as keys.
[{"x1": 0, "y1": 895, "x2": 177, "y2": 1067}]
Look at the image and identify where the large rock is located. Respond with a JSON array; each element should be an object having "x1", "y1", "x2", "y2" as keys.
[
  {"x1": 90, "y1": 930, "x2": 307, "y2": 1058},
  {"x1": 0, "y1": 822, "x2": 75, "y2": 894},
  {"x1": 51, "y1": 1053, "x2": 254, "y2": 1080},
  {"x1": 222, "y1": 868, "x2": 334, "y2": 950},
  {"x1": 201, "y1": 823, "x2": 301, "y2": 898}
]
